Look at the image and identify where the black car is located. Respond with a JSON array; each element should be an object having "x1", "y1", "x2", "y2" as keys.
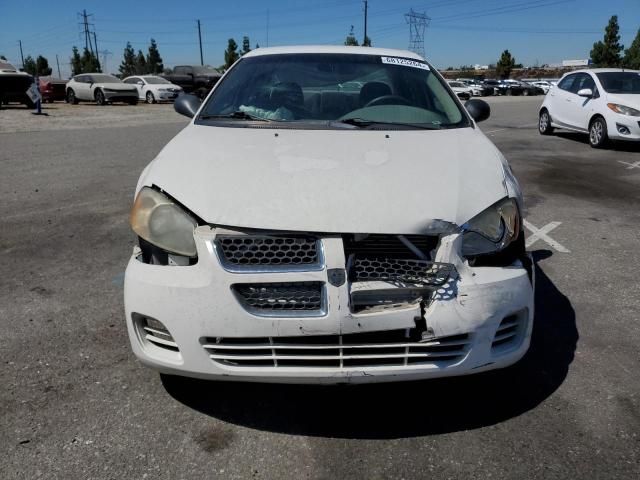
[
  {"x1": 483, "y1": 79, "x2": 524, "y2": 96},
  {"x1": 0, "y1": 62, "x2": 34, "y2": 108},
  {"x1": 162, "y1": 65, "x2": 222, "y2": 99}
]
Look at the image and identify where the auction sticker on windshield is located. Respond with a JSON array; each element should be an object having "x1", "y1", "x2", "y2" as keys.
[{"x1": 380, "y1": 56, "x2": 430, "y2": 70}]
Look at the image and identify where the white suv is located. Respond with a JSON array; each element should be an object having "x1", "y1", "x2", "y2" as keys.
[
  {"x1": 539, "y1": 68, "x2": 640, "y2": 148},
  {"x1": 125, "y1": 46, "x2": 534, "y2": 384}
]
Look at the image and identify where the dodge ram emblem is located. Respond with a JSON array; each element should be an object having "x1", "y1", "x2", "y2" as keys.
[{"x1": 328, "y1": 268, "x2": 346, "y2": 287}]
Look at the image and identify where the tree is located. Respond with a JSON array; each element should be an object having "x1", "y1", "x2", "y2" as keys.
[
  {"x1": 146, "y1": 38, "x2": 164, "y2": 74},
  {"x1": 496, "y1": 49, "x2": 516, "y2": 79},
  {"x1": 623, "y1": 28, "x2": 640, "y2": 69},
  {"x1": 0, "y1": 55, "x2": 7, "y2": 61},
  {"x1": 71, "y1": 47, "x2": 83, "y2": 75},
  {"x1": 241, "y1": 36, "x2": 251, "y2": 56},
  {"x1": 22, "y1": 55, "x2": 37, "y2": 75},
  {"x1": 135, "y1": 50, "x2": 147, "y2": 74},
  {"x1": 224, "y1": 38, "x2": 239, "y2": 70},
  {"x1": 590, "y1": 15, "x2": 623, "y2": 67},
  {"x1": 81, "y1": 48, "x2": 100, "y2": 73},
  {"x1": 36, "y1": 55, "x2": 52, "y2": 76},
  {"x1": 119, "y1": 42, "x2": 136, "y2": 77},
  {"x1": 344, "y1": 25, "x2": 359, "y2": 46},
  {"x1": 255, "y1": 42, "x2": 260, "y2": 49},
  {"x1": 363, "y1": 35, "x2": 372, "y2": 47}
]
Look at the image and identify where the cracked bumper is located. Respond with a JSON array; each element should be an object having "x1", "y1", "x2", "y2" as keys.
[{"x1": 124, "y1": 229, "x2": 534, "y2": 384}]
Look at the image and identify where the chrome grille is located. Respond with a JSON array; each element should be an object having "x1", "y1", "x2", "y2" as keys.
[
  {"x1": 202, "y1": 330, "x2": 471, "y2": 368},
  {"x1": 353, "y1": 258, "x2": 454, "y2": 286},
  {"x1": 232, "y1": 282, "x2": 324, "y2": 315},
  {"x1": 215, "y1": 235, "x2": 320, "y2": 270}
]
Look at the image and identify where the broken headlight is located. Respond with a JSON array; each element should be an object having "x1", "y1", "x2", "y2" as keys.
[
  {"x1": 130, "y1": 187, "x2": 198, "y2": 257},
  {"x1": 461, "y1": 197, "x2": 519, "y2": 257}
]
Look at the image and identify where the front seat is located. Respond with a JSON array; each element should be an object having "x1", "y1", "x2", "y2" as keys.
[
  {"x1": 359, "y1": 82, "x2": 392, "y2": 107},
  {"x1": 269, "y1": 82, "x2": 304, "y2": 111}
]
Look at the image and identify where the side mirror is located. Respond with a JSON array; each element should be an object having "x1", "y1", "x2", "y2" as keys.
[
  {"x1": 174, "y1": 93, "x2": 202, "y2": 118},
  {"x1": 465, "y1": 99, "x2": 490, "y2": 123},
  {"x1": 577, "y1": 88, "x2": 593, "y2": 98}
]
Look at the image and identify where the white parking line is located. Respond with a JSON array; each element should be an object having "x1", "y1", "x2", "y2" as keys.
[
  {"x1": 618, "y1": 160, "x2": 640, "y2": 170},
  {"x1": 524, "y1": 220, "x2": 570, "y2": 253}
]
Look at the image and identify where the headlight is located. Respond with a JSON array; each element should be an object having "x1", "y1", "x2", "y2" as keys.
[
  {"x1": 607, "y1": 103, "x2": 640, "y2": 116},
  {"x1": 461, "y1": 197, "x2": 520, "y2": 257},
  {"x1": 130, "y1": 187, "x2": 197, "y2": 257}
]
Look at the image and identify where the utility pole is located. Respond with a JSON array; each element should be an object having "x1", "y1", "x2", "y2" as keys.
[
  {"x1": 363, "y1": 0, "x2": 368, "y2": 46},
  {"x1": 18, "y1": 40, "x2": 25, "y2": 68},
  {"x1": 405, "y1": 9, "x2": 430, "y2": 58},
  {"x1": 93, "y1": 32, "x2": 101, "y2": 71},
  {"x1": 56, "y1": 54, "x2": 61, "y2": 78},
  {"x1": 197, "y1": 20, "x2": 203, "y2": 66}
]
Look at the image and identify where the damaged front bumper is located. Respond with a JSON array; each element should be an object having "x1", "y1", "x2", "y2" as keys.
[{"x1": 124, "y1": 226, "x2": 534, "y2": 384}]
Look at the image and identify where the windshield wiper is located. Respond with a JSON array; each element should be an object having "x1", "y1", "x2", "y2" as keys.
[
  {"x1": 200, "y1": 111, "x2": 271, "y2": 121},
  {"x1": 333, "y1": 118, "x2": 442, "y2": 130}
]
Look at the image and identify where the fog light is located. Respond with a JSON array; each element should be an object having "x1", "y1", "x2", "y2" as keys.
[{"x1": 616, "y1": 123, "x2": 631, "y2": 135}]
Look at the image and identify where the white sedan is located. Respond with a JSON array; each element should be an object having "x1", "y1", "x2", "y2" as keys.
[
  {"x1": 125, "y1": 45, "x2": 534, "y2": 384},
  {"x1": 123, "y1": 75, "x2": 182, "y2": 103},
  {"x1": 447, "y1": 80, "x2": 472, "y2": 100},
  {"x1": 539, "y1": 68, "x2": 640, "y2": 147},
  {"x1": 531, "y1": 81, "x2": 551, "y2": 94}
]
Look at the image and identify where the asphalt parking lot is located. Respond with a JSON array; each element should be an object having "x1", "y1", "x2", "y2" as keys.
[{"x1": 1, "y1": 96, "x2": 639, "y2": 479}]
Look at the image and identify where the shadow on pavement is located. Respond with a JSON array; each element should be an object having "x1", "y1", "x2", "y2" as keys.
[
  {"x1": 555, "y1": 131, "x2": 640, "y2": 152},
  {"x1": 162, "y1": 250, "x2": 577, "y2": 439}
]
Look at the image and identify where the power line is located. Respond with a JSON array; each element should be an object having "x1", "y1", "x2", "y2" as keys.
[{"x1": 405, "y1": 9, "x2": 430, "y2": 58}]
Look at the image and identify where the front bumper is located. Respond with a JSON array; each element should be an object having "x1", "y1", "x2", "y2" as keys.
[
  {"x1": 124, "y1": 228, "x2": 534, "y2": 384},
  {"x1": 606, "y1": 112, "x2": 640, "y2": 141},
  {"x1": 103, "y1": 90, "x2": 137, "y2": 101}
]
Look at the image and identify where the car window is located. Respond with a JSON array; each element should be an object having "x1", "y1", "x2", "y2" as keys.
[
  {"x1": 174, "y1": 67, "x2": 184, "y2": 75},
  {"x1": 123, "y1": 77, "x2": 137, "y2": 84},
  {"x1": 557, "y1": 74, "x2": 576, "y2": 92},
  {"x1": 595, "y1": 72, "x2": 640, "y2": 94},
  {"x1": 200, "y1": 53, "x2": 468, "y2": 129}
]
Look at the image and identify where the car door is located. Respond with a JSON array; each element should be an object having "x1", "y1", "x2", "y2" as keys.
[
  {"x1": 127, "y1": 77, "x2": 144, "y2": 99},
  {"x1": 74, "y1": 75, "x2": 91, "y2": 100},
  {"x1": 548, "y1": 73, "x2": 577, "y2": 127},
  {"x1": 564, "y1": 73, "x2": 597, "y2": 131}
]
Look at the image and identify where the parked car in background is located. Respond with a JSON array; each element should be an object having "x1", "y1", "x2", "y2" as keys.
[
  {"x1": 507, "y1": 80, "x2": 543, "y2": 96},
  {"x1": 530, "y1": 81, "x2": 551, "y2": 94},
  {"x1": 123, "y1": 75, "x2": 183, "y2": 103},
  {"x1": 539, "y1": 68, "x2": 640, "y2": 148},
  {"x1": 0, "y1": 61, "x2": 34, "y2": 108},
  {"x1": 125, "y1": 45, "x2": 534, "y2": 384},
  {"x1": 66, "y1": 73, "x2": 138, "y2": 105},
  {"x1": 460, "y1": 80, "x2": 493, "y2": 97},
  {"x1": 161, "y1": 65, "x2": 222, "y2": 99},
  {"x1": 39, "y1": 77, "x2": 66, "y2": 102},
  {"x1": 447, "y1": 80, "x2": 472, "y2": 100}
]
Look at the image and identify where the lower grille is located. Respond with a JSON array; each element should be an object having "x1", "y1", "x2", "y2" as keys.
[
  {"x1": 133, "y1": 313, "x2": 179, "y2": 353},
  {"x1": 491, "y1": 313, "x2": 523, "y2": 351},
  {"x1": 232, "y1": 282, "x2": 325, "y2": 315},
  {"x1": 202, "y1": 330, "x2": 471, "y2": 368}
]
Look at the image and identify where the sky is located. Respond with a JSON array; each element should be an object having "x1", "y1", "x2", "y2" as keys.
[{"x1": 1, "y1": 0, "x2": 639, "y2": 77}]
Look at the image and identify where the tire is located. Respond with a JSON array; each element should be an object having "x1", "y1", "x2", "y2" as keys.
[
  {"x1": 146, "y1": 91, "x2": 155, "y2": 104},
  {"x1": 506, "y1": 89, "x2": 512, "y2": 96},
  {"x1": 95, "y1": 89, "x2": 106, "y2": 106},
  {"x1": 589, "y1": 116, "x2": 608, "y2": 148},
  {"x1": 523, "y1": 89, "x2": 530, "y2": 96},
  {"x1": 539, "y1": 109, "x2": 554, "y2": 135},
  {"x1": 67, "y1": 89, "x2": 78, "y2": 105}
]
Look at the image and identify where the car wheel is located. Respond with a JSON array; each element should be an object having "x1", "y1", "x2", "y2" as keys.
[
  {"x1": 95, "y1": 89, "x2": 106, "y2": 106},
  {"x1": 523, "y1": 89, "x2": 530, "y2": 96},
  {"x1": 538, "y1": 109, "x2": 554, "y2": 135},
  {"x1": 589, "y1": 116, "x2": 608, "y2": 148},
  {"x1": 146, "y1": 91, "x2": 155, "y2": 104},
  {"x1": 67, "y1": 89, "x2": 79, "y2": 105},
  {"x1": 506, "y1": 89, "x2": 512, "y2": 96}
]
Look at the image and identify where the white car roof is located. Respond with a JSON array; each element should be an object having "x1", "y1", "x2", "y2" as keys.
[
  {"x1": 567, "y1": 68, "x2": 640, "y2": 74},
  {"x1": 242, "y1": 45, "x2": 425, "y2": 61}
]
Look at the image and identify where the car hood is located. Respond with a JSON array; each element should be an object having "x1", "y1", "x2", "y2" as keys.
[
  {"x1": 605, "y1": 93, "x2": 640, "y2": 109},
  {"x1": 139, "y1": 125, "x2": 511, "y2": 234}
]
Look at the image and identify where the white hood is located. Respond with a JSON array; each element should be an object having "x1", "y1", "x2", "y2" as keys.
[
  {"x1": 605, "y1": 93, "x2": 640, "y2": 110},
  {"x1": 139, "y1": 125, "x2": 511, "y2": 234}
]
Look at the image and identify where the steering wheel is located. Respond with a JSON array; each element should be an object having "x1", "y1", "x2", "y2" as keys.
[{"x1": 365, "y1": 95, "x2": 411, "y2": 108}]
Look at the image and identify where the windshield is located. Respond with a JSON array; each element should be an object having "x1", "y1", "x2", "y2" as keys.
[
  {"x1": 92, "y1": 74, "x2": 121, "y2": 83},
  {"x1": 145, "y1": 77, "x2": 171, "y2": 84},
  {"x1": 199, "y1": 53, "x2": 467, "y2": 129},
  {"x1": 596, "y1": 72, "x2": 640, "y2": 94}
]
